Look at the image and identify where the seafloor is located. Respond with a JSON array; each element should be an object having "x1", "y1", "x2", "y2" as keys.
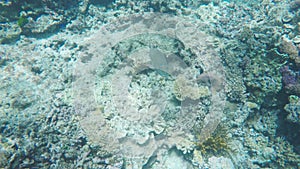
[{"x1": 0, "y1": 0, "x2": 300, "y2": 168}]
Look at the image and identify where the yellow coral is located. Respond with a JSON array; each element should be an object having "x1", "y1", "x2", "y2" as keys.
[
  {"x1": 196, "y1": 135, "x2": 229, "y2": 154},
  {"x1": 194, "y1": 125, "x2": 230, "y2": 155}
]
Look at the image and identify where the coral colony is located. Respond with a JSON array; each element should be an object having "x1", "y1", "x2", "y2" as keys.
[{"x1": 0, "y1": 0, "x2": 300, "y2": 168}]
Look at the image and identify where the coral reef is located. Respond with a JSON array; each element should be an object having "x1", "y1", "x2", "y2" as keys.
[
  {"x1": 284, "y1": 95, "x2": 300, "y2": 124},
  {"x1": 173, "y1": 75, "x2": 211, "y2": 101},
  {"x1": 195, "y1": 126, "x2": 230, "y2": 155},
  {"x1": 280, "y1": 65, "x2": 300, "y2": 94},
  {"x1": 0, "y1": 0, "x2": 300, "y2": 168},
  {"x1": 72, "y1": 12, "x2": 226, "y2": 168}
]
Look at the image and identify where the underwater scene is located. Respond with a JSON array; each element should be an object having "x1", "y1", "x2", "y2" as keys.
[{"x1": 0, "y1": 0, "x2": 300, "y2": 168}]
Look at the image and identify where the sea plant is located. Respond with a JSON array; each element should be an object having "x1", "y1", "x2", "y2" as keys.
[{"x1": 17, "y1": 15, "x2": 28, "y2": 27}]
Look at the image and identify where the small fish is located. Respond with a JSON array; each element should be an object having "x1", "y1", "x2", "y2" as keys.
[{"x1": 149, "y1": 48, "x2": 168, "y2": 72}]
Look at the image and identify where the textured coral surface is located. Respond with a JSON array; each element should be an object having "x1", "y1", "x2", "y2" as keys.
[{"x1": 0, "y1": 0, "x2": 300, "y2": 168}]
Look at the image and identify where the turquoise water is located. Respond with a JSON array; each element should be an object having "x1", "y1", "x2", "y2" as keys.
[{"x1": 0, "y1": 0, "x2": 300, "y2": 168}]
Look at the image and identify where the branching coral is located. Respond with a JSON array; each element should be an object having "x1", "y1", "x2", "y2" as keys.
[
  {"x1": 273, "y1": 137, "x2": 300, "y2": 168},
  {"x1": 194, "y1": 125, "x2": 231, "y2": 155}
]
